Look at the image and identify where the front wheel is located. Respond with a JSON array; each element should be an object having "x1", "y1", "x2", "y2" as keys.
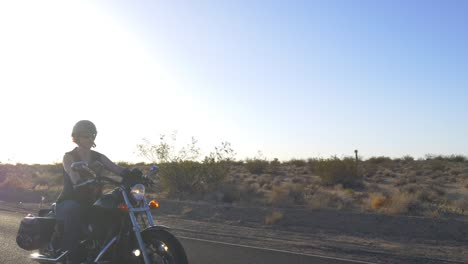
[{"x1": 136, "y1": 229, "x2": 188, "y2": 264}]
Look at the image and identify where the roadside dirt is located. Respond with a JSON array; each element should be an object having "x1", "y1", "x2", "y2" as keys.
[{"x1": 154, "y1": 199, "x2": 468, "y2": 264}]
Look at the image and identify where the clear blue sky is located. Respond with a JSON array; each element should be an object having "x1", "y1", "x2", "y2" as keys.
[{"x1": 0, "y1": 0, "x2": 467, "y2": 163}]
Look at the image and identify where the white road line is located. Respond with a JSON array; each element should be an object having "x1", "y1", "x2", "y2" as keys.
[{"x1": 178, "y1": 236, "x2": 378, "y2": 264}]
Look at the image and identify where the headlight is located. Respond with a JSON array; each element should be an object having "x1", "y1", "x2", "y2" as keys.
[{"x1": 130, "y1": 184, "x2": 145, "y2": 201}]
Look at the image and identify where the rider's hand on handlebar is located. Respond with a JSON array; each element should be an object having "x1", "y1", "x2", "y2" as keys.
[
  {"x1": 119, "y1": 168, "x2": 132, "y2": 178},
  {"x1": 119, "y1": 168, "x2": 143, "y2": 178}
]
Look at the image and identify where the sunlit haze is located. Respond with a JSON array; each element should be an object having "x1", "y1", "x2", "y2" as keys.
[{"x1": 1, "y1": 0, "x2": 467, "y2": 164}]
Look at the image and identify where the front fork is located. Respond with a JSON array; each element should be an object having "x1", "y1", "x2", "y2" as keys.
[{"x1": 122, "y1": 190, "x2": 153, "y2": 264}]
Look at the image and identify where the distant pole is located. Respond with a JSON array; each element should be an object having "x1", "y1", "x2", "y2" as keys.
[{"x1": 354, "y1": 150, "x2": 359, "y2": 176}]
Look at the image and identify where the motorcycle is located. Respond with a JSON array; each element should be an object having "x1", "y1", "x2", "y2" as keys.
[{"x1": 16, "y1": 162, "x2": 188, "y2": 264}]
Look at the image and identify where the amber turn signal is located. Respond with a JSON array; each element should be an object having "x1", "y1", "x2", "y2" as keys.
[
  {"x1": 118, "y1": 203, "x2": 129, "y2": 212},
  {"x1": 148, "y1": 199, "x2": 159, "y2": 209}
]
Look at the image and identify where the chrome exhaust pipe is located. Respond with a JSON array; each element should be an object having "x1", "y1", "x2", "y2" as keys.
[{"x1": 30, "y1": 250, "x2": 68, "y2": 262}]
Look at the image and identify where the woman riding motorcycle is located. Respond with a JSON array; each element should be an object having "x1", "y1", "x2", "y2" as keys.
[{"x1": 56, "y1": 120, "x2": 133, "y2": 264}]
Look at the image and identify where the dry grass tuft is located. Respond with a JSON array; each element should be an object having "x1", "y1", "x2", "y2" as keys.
[
  {"x1": 265, "y1": 211, "x2": 284, "y2": 225},
  {"x1": 384, "y1": 192, "x2": 419, "y2": 215},
  {"x1": 267, "y1": 184, "x2": 305, "y2": 206},
  {"x1": 370, "y1": 193, "x2": 387, "y2": 210}
]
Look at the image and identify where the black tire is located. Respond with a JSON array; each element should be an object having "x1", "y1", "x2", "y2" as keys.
[{"x1": 136, "y1": 229, "x2": 188, "y2": 264}]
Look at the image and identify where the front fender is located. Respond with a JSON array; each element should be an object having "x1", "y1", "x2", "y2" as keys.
[{"x1": 141, "y1": 224, "x2": 170, "y2": 233}]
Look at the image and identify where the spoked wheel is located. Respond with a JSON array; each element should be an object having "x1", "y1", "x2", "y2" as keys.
[{"x1": 136, "y1": 229, "x2": 188, "y2": 264}]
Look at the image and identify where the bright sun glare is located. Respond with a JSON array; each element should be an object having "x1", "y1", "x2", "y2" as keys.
[{"x1": 0, "y1": 1, "x2": 193, "y2": 164}]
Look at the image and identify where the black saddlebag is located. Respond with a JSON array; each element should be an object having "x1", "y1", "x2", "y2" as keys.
[{"x1": 16, "y1": 214, "x2": 56, "y2": 250}]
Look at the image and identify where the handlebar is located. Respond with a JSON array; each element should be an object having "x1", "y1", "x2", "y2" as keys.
[{"x1": 71, "y1": 162, "x2": 158, "y2": 188}]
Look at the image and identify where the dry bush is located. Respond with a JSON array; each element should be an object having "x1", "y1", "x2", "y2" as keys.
[
  {"x1": 0, "y1": 175, "x2": 34, "y2": 189},
  {"x1": 245, "y1": 159, "x2": 269, "y2": 175},
  {"x1": 265, "y1": 211, "x2": 284, "y2": 225},
  {"x1": 34, "y1": 184, "x2": 49, "y2": 191},
  {"x1": 268, "y1": 184, "x2": 305, "y2": 206},
  {"x1": 370, "y1": 193, "x2": 387, "y2": 210},
  {"x1": 368, "y1": 190, "x2": 422, "y2": 215},
  {"x1": 217, "y1": 183, "x2": 241, "y2": 203},
  {"x1": 238, "y1": 184, "x2": 264, "y2": 204},
  {"x1": 159, "y1": 160, "x2": 228, "y2": 198},
  {"x1": 426, "y1": 154, "x2": 467, "y2": 163},
  {"x1": 402, "y1": 155, "x2": 415, "y2": 162},
  {"x1": 384, "y1": 192, "x2": 419, "y2": 215},
  {"x1": 245, "y1": 178, "x2": 257, "y2": 185},
  {"x1": 307, "y1": 158, "x2": 318, "y2": 173},
  {"x1": 291, "y1": 176, "x2": 304, "y2": 184},
  {"x1": 315, "y1": 157, "x2": 362, "y2": 189},
  {"x1": 427, "y1": 159, "x2": 446, "y2": 171},
  {"x1": 366, "y1": 156, "x2": 393, "y2": 164},
  {"x1": 394, "y1": 176, "x2": 409, "y2": 187},
  {"x1": 287, "y1": 159, "x2": 307, "y2": 167},
  {"x1": 361, "y1": 163, "x2": 379, "y2": 178},
  {"x1": 452, "y1": 199, "x2": 468, "y2": 215},
  {"x1": 267, "y1": 158, "x2": 282, "y2": 175},
  {"x1": 257, "y1": 175, "x2": 272, "y2": 188},
  {"x1": 306, "y1": 187, "x2": 355, "y2": 210}
]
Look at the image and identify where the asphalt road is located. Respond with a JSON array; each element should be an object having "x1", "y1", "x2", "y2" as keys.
[{"x1": 0, "y1": 209, "x2": 372, "y2": 264}]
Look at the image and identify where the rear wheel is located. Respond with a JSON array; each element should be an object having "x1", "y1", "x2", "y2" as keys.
[{"x1": 135, "y1": 229, "x2": 188, "y2": 264}]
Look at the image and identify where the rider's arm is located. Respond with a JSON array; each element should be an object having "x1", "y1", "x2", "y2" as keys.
[
  {"x1": 99, "y1": 154, "x2": 127, "y2": 176},
  {"x1": 63, "y1": 153, "x2": 81, "y2": 185}
]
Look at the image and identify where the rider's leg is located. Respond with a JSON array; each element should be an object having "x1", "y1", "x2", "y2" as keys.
[{"x1": 56, "y1": 200, "x2": 83, "y2": 263}]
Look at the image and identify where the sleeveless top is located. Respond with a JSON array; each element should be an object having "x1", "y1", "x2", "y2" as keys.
[{"x1": 56, "y1": 148, "x2": 103, "y2": 205}]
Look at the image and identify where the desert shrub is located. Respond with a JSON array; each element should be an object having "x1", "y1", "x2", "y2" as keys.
[
  {"x1": 268, "y1": 184, "x2": 305, "y2": 206},
  {"x1": 416, "y1": 188, "x2": 440, "y2": 203},
  {"x1": 402, "y1": 155, "x2": 415, "y2": 162},
  {"x1": 428, "y1": 159, "x2": 446, "y2": 171},
  {"x1": 385, "y1": 192, "x2": 420, "y2": 215},
  {"x1": 159, "y1": 159, "x2": 228, "y2": 198},
  {"x1": 216, "y1": 183, "x2": 241, "y2": 203},
  {"x1": 426, "y1": 154, "x2": 466, "y2": 163},
  {"x1": 245, "y1": 158, "x2": 269, "y2": 175},
  {"x1": 0, "y1": 175, "x2": 34, "y2": 189},
  {"x1": 265, "y1": 211, "x2": 284, "y2": 225},
  {"x1": 452, "y1": 199, "x2": 468, "y2": 215},
  {"x1": 268, "y1": 185, "x2": 289, "y2": 206},
  {"x1": 361, "y1": 163, "x2": 378, "y2": 177},
  {"x1": 137, "y1": 133, "x2": 201, "y2": 163},
  {"x1": 238, "y1": 184, "x2": 264, "y2": 204},
  {"x1": 34, "y1": 184, "x2": 49, "y2": 191},
  {"x1": 40, "y1": 163, "x2": 63, "y2": 175},
  {"x1": 288, "y1": 159, "x2": 307, "y2": 167},
  {"x1": 367, "y1": 156, "x2": 392, "y2": 164},
  {"x1": 257, "y1": 175, "x2": 272, "y2": 188},
  {"x1": 307, "y1": 158, "x2": 318, "y2": 173},
  {"x1": 315, "y1": 157, "x2": 361, "y2": 189},
  {"x1": 159, "y1": 161, "x2": 201, "y2": 197},
  {"x1": 136, "y1": 134, "x2": 234, "y2": 198},
  {"x1": 306, "y1": 188, "x2": 353, "y2": 210},
  {"x1": 267, "y1": 158, "x2": 282, "y2": 175},
  {"x1": 370, "y1": 193, "x2": 387, "y2": 210}
]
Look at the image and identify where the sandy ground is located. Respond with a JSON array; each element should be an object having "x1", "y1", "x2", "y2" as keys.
[{"x1": 153, "y1": 199, "x2": 468, "y2": 264}]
